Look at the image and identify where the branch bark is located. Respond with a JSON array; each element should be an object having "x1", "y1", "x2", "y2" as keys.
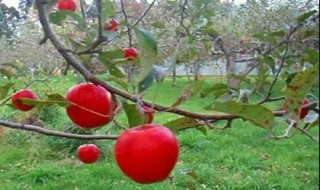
[{"x1": 0, "y1": 120, "x2": 118, "y2": 140}]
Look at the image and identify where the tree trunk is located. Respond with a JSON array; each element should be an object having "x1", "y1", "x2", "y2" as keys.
[
  {"x1": 172, "y1": 63, "x2": 177, "y2": 87},
  {"x1": 194, "y1": 60, "x2": 201, "y2": 81}
]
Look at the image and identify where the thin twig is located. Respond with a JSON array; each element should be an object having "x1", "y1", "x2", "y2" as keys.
[
  {"x1": 179, "y1": 0, "x2": 192, "y2": 37},
  {"x1": 0, "y1": 120, "x2": 118, "y2": 140},
  {"x1": 120, "y1": 0, "x2": 132, "y2": 47},
  {"x1": 132, "y1": 0, "x2": 157, "y2": 27}
]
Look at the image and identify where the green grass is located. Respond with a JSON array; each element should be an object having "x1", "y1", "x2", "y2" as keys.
[{"x1": 0, "y1": 75, "x2": 319, "y2": 189}]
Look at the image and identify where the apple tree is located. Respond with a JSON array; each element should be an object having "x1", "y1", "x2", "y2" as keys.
[{"x1": 0, "y1": 0, "x2": 319, "y2": 185}]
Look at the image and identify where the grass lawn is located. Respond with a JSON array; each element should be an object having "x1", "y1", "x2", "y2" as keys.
[{"x1": 0, "y1": 75, "x2": 319, "y2": 190}]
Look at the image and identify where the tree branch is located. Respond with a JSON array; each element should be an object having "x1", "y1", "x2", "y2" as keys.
[
  {"x1": 120, "y1": 0, "x2": 132, "y2": 47},
  {"x1": 0, "y1": 120, "x2": 118, "y2": 140},
  {"x1": 132, "y1": 0, "x2": 157, "y2": 27},
  {"x1": 34, "y1": 0, "x2": 318, "y2": 123}
]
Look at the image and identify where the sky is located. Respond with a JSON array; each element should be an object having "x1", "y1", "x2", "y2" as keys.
[
  {"x1": 2, "y1": 0, "x2": 248, "y2": 9},
  {"x1": 2, "y1": 0, "x2": 19, "y2": 8}
]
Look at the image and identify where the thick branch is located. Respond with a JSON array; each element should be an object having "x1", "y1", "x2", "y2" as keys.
[{"x1": 0, "y1": 120, "x2": 118, "y2": 140}]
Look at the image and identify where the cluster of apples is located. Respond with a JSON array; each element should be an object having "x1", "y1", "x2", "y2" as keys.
[
  {"x1": 11, "y1": 84, "x2": 179, "y2": 184},
  {"x1": 11, "y1": 71, "x2": 177, "y2": 185},
  {"x1": 10, "y1": 0, "x2": 180, "y2": 185},
  {"x1": 57, "y1": 0, "x2": 119, "y2": 33},
  {"x1": 57, "y1": 0, "x2": 139, "y2": 61}
]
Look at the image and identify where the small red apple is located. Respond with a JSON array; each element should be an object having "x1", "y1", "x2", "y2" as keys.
[
  {"x1": 299, "y1": 98, "x2": 310, "y2": 119},
  {"x1": 282, "y1": 98, "x2": 310, "y2": 119},
  {"x1": 114, "y1": 124, "x2": 179, "y2": 184},
  {"x1": 11, "y1": 89, "x2": 38, "y2": 111},
  {"x1": 66, "y1": 83, "x2": 112, "y2": 129},
  {"x1": 77, "y1": 144, "x2": 100, "y2": 164},
  {"x1": 104, "y1": 18, "x2": 119, "y2": 31},
  {"x1": 58, "y1": 0, "x2": 77, "y2": 12},
  {"x1": 124, "y1": 47, "x2": 139, "y2": 60},
  {"x1": 143, "y1": 106, "x2": 154, "y2": 123}
]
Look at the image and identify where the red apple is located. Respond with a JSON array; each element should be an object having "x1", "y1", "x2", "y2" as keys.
[
  {"x1": 104, "y1": 18, "x2": 119, "y2": 31},
  {"x1": 299, "y1": 98, "x2": 310, "y2": 119},
  {"x1": 124, "y1": 47, "x2": 139, "y2": 60},
  {"x1": 114, "y1": 124, "x2": 179, "y2": 184},
  {"x1": 143, "y1": 106, "x2": 154, "y2": 123},
  {"x1": 282, "y1": 98, "x2": 310, "y2": 119},
  {"x1": 77, "y1": 144, "x2": 100, "y2": 164},
  {"x1": 58, "y1": 0, "x2": 77, "y2": 12},
  {"x1": 66, "y1": 83, "x2": 112, "y2": 129},
  {"x1": 11, "y1": 89, "x2": 38, "y2": 111}
]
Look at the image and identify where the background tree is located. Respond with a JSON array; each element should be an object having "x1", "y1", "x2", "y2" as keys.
[{"x1": 0, "y1": 1, "x2": 21, "y2": 39}]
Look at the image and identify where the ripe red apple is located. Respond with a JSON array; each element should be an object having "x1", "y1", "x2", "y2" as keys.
[
  {"x1": 104, "y1": 18, "x2": 119, "y2": 31},
  {"x1": 143, "y1": 106, "x2": 154, "y2": 123},
  {"x1": 77, "y1": 144, "x2": 100, "y2": 164},
  {"x1": 66, "y1": 83, "x2": 112, "y2": 129},
  {"x1": 299, "y1": 98, "x2": 310, "y2": 119},
  {"x1": 282, "y1": 98, "x2": 310, "y2": 119},
  {"x1": 114, "y1": 124, "x2": 179, "y2": 184},
  {"x1": 58, "y1": 0, "x2": 77, "y2": 12},
  {"x1": 124, "y1": 47, "x2": 139, "y2": 60},
  {"x1": 11, "y1": 89, "x2": 38, "y2": 111}
]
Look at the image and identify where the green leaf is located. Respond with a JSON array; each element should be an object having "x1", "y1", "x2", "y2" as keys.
[
  {"x1": 108, "y1": 75, "x2": 129, "y2": 91},
  {"x1": 171, "y1": 80, "x2": 206, "y2": 107},
  {"x1": 270, "y1": 30, "x2": 286, "y2": 37},
  {"x1": 134, "y1": 28, "x2": 158, "y2": 80},
  {"x1": 49, "y1": 12, "x2": 67, "y2": 26},
  {"x1": 229, "y1": 74, "x2": 252, "y2": 85},
  {"x1": 304, "y1": 49, "x2": 319, "y2": 65},
  {"x1": 108, "y1": 65, "x2": 126, "y2": 78},
  {"x1": 99, "y1": 49, "x2": 125, "y2": 60},
  {"x1": 151, "y1": 21, "x2": 166, "y2": 29},
  {"x1": 0, "y1": 68, "x2": 12, "y2": 79},
  {"x1": 164, "y1": 117, "x2": 201, "y2": 132},
  {"x1": 210, "y1": 101, "x2": 274, "y2": 129},
  {"x1": 196, "y1": 126, "x2": 208, "y2": 136},
  {"x1": 258, "y1": 55, "x2": 276, "y2": 74},
  {"x1": 285, "y1": 72, "x2": 298, "y2": 85},
  {"x1": 97, "y1": 54, "x2": 126, "y2": 78},
  {"x1": 200, "y1": 83, "x2": 229, "y2": 98},
  {"x1": 138, "y1": 69, "x2": 155, "y2": 93},
  {"x1": 296, "y1": 10, "x2": 317, "y2": 24},
  {"x1": 282, "y1": 64, "x2": 319, "y2": 117},
  {"x1": 20, "y1": 93, "x2": 71, "y2": 107},
  {"x1": 253, "y1": 33, "x2": 277, "y2": 44},
  {"x1": 49, "y1": 11, "x2": 85, "y2": 30},
  {"x1": 101, "y1": 0, "x2": 115, "y2": 21},
  {"x1": 46, "y1": 94, "x2": 71, "y2": 107},
  {"x1": 123, "y1": 102, "x2": 148, "y2": 127},
  {"x1": 69, "y1": 37, "x2": 87, "y2": 50},
  {"x1": 0, "y1": 83, "x2": 13, "y2": 100}
]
